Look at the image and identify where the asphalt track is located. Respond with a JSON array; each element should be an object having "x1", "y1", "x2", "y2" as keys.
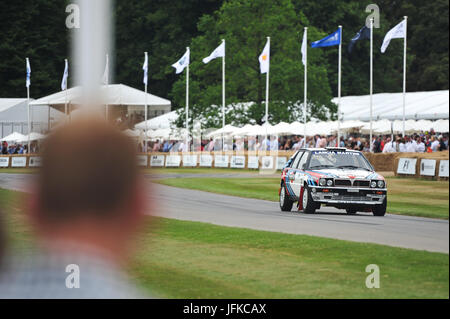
[{"x1": 1, "y1": 173, "x2": 448, "y2": 253}]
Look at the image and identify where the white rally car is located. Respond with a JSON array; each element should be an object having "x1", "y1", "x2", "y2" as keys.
[{"x1": 279, "y1": 147, "x2": 387, "y2": 216}]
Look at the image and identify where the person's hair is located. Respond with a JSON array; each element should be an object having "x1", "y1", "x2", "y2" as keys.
[{"x1": 36, "y1": 118, "x2": 139, "y2": 224}]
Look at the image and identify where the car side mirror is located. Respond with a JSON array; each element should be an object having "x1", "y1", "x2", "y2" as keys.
[{"x1": 301, "y1": 163, "x2": 307, "y2": 170}]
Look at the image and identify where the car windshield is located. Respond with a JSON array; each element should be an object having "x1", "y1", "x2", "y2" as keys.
[{"x1": 308, "y1": 151, "x2": 373, "y2": 171}]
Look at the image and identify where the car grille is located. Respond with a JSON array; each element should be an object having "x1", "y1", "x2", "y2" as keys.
[
  {"x1": 334, "y1": 179, "x2": 351, "y2": 186},
  {"x1": 334, "y1": 179, "x2": 370, "y2": 187},
  {"x1": 353, "y1": 180, "x2": 370, "y2": 187}
]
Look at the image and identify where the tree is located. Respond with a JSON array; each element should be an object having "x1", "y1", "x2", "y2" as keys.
[{"x1": 171, "y1": 0, "x2": 335, "y2": 129}]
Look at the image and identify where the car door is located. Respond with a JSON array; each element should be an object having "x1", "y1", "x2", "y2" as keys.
[
  {"x1": 284, "y1": 151, "x2": 303, "y2": 198},
  {"x1": 290, "y1": 151, "x2": 310, "y2": 197}
]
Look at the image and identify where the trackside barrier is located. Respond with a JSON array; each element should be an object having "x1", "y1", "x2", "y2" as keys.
[
  {"x1": 1, "y1": 151, "x2": 448, "y2": 180},
  {"x1": 394, "y1": 152, "x2": 449, "y2": 180}
]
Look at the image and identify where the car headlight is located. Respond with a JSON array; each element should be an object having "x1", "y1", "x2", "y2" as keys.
[
  {"x1": 377, "y1": 180, "x2": 384, "y2": 188},
  {"x1": 326, "y1": 179, "x2": 333, "y2": 186},
  {"x1": 319, "y1": 178, "x2": 326, "y2": 186},
  {"x1": 370, "y1": 181, "x2": 377, "y2": 188}
]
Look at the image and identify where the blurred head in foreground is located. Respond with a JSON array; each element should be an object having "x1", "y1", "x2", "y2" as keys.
[
  {"x1": 33, "y1": 118, "x2": 145, "y2": 258},
  {"x1": 0, "y1": 117, "x2": 148, "y2": 298}
]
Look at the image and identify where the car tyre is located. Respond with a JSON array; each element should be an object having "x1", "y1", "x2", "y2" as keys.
[
  {"x1": 372, "y1": 197, "x2": 387, "y2": 216},
  {"x1": 302, "y1": 186, "x2": 317, "y2": 214},
  {"x1": 279, "y1": 185, "x2": 294, "y2": 211},
  {"x1": 346, "y1": 209, "x2": 357, "y2": 215}
]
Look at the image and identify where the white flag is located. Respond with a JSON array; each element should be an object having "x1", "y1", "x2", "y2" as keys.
[
  {"x1": 102, "y1": 54, "x2": 109, "y2": 84},
  {"x1": 381, "y1": 19, "x2": 406, "y2": 53},
  {"x1": 61, "y1": 59, "x2": 68, "y2": 91},
  {"x1": 258, "y1": 38, "x2": 270, "y2": 74},
  {"x1": 143, "y1": 53, "x2": 148, "y2": 85},
  {"x1": 301, "y1": 29, "x2": 307, "y2": 66},
  {"x1": 202, "y1": 41, "x2": 225, "y2": 64},
  {"x1": 26, "y1": 58, "x2": 31, "y2": 88},
  {"x1": 172, "y1": 48, "x2": 190, "y2": 74}
]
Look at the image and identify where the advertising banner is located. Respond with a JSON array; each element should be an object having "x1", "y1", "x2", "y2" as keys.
[
  {"x1": 397, "y1": 158, "x2": 416, "y2": 175},
  {"x1": 214, "y1": 155, "x2": 229, "y2": 168},
  {"x1": 438, "y1": 160, "x2": 449, "y2": 177},
  {"x1": 420, "y1": 159, "x2": 436, "y2": 176},
  {"x1": 166, "y1": 155, "x2": 181, "y2": 167},
  {"x1": 137, "y1": 155, "x2": 148, "y2": 167},
  {"x1": 230, "y1": 156, "x2": 246, "y2": 168},
  {"x1": 199, "y1": 154, "x2": 213, "y2": 167},
  {"x1": 150, "y1": 155, "x2": 165, "y2": 167},
  {"x1": 247, "y1": 156, "x2": 259, "y2": 169},
  {"x1": 11, "y1": 157, "x2": 27, "y2": 167}
]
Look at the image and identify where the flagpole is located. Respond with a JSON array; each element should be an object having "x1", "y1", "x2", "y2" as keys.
[
  {"x1": 369, "y1": 18, "x2": 374, "y2": 152},
  {"x1": 337, "y1": 26, "x2": 342, "y2": 146},
  {"x1": 265, "y1": 37, "x2": 270, "y2": 150},
  {"x1": 402, "y1": 16, "x2": 407, "y2": 137},
  {"x1": 144, "y1": 51, "x2": 148, "y2": 153},
  {"x1": 222, "y1": 39, "x2": 226, "y2": 152},
  {"x1": 64, "y1": 58, "x2": 68, "y2": 121},
  {"x1": 105, "y1": 53, "x2": 109, "y2": 121},
  {"x1": 26, "y1": 57, "x2": 31, "y2": 154},
  {"x1": 303, "y1": 28, "x2": 307, "y2": 148},
  {"x1": 186, "y1": 47, "x2": 190, "y2": 153},
  {"x1": 65, "y1": 86, "x2": 68, "y2": 121},
  {"x1": 27, "y1": 81, "x2": 30, "y2": 153}
]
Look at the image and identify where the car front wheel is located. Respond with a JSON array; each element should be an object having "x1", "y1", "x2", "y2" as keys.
[
  {"x1": 279, "y1": 185, "x2": 294, "y2": 211},
  {"x1": 372, "y1": 198, "x2": 387, "y2": 216},
  {"x1": 302, "y1": 186, "x2": 317, "y2": 214}
]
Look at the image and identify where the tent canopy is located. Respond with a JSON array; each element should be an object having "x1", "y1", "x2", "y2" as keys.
[
  {"x1": 16, "y1": 132, "x2": 46, "y2": 143},
  {"x1": 334, "y1": 90, "x2": 449, "y2": 121},
  {"x1": 135, "y1": 111, "x2": 178, "y2": 130},
  {"x1": 29, "y1": 84, "x2": 171, "y2": 111},
  {"x1": 1, "y1": 132, "x2": 26, "y2": 142}
]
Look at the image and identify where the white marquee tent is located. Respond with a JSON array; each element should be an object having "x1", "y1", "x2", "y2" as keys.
[
  {"x1": 335, "y1": 90, "x2": 449, "y2": 121},
  {"x1": 30, "y1": 84, "x2": 171, "y2": 118},
  {"x1": 1, "y1": 131, "x2": 26, "y2": 142},
  {"x1": 135, "y1": 110, "x2": 178, "y2": 130}
]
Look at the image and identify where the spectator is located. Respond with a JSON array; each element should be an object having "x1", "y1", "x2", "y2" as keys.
[
  {"x1": 152, "y1": 139, "x2": 161, "y2": 152},
  {"x1": 162, "y1": 140, "x2": 173, "y2": 152},
  {"x1": 0, "y1": 119, "x2": 148, "y2": 298},
  {"x1": 430, "y1": 136, "x2": 440, "y2": 152}
]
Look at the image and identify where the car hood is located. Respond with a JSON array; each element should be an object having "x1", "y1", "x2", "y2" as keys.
[{"x1": 307, "y1": 168, "x2": 384, "y2": 180}]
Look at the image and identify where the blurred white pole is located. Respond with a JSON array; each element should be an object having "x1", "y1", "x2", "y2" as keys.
[
  {"x1": 222, "y1": 39, "x2": 225, "y2": 151},
  {"x1": 186, "y1": 47, "x2": 190, "y2": 152},
  {"x1": 144, "y1": 52, "x2": 148, "y2": 153},
  {"x1": 104, "y1": 53, "x2": 109, "y2": 120},
  {"x1": 337, "y1": 26, "x2": 342, "y2": 146},
  {"x1": 26, "y1": 58, "x2": 30, "y2": 153},
  {"x1": 402, "y1": 16, "x2": 408, "y2": 137},
  {"x1": 369, "y1": 18, "x2": 374, "y2": 152},
  {"x1": 303, "y1": 28, "x2": 307, "y2": 148},
  {"x1": 73, "y1": 0, "x2": 112, "y2": 110},
  {"x1": 265, "y1": 37, "x2": 270, "y2": 150}
]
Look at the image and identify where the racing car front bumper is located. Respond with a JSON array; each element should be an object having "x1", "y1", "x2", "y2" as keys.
[{"x1": 309, "y1": 186, "x2": 387, "y2": 205}]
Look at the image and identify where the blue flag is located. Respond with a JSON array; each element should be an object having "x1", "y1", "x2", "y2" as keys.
[
  {"x1": 311, "y1": 28, "x2": 341, "y2": 48},
  {"x1": 26, "y1": 58, "x2": 31, "y2": 88},
  {"x1": 348, "y1": 26, "x2": 370, "y2": 53}
]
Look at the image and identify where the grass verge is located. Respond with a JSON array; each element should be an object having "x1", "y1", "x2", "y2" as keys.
[
  {"x1": 0, "y1": 188, "x2": 448, "y2": 298},
  {"x1": 153, "y1": 176, "x2": 449, "y2": 219}
]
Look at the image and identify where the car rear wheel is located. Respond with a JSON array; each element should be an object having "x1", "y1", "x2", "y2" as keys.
[
  {"x1": 302, "y1": 187, "x2": 317, "y2": 214},
  {"x1": 372, "y1": 198, "x2": 387, "y2": 216},
  {"x1": 279, "y1": 185, "x2": 294, "y2": 211}
]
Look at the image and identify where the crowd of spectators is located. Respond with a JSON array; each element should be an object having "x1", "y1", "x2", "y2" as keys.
[
  {"x1": 1, "y1": 141, "x2": 39, "y2": 154},
  {"x1": 139, "y1": 130, "x2": 448, "y2": 154}
]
